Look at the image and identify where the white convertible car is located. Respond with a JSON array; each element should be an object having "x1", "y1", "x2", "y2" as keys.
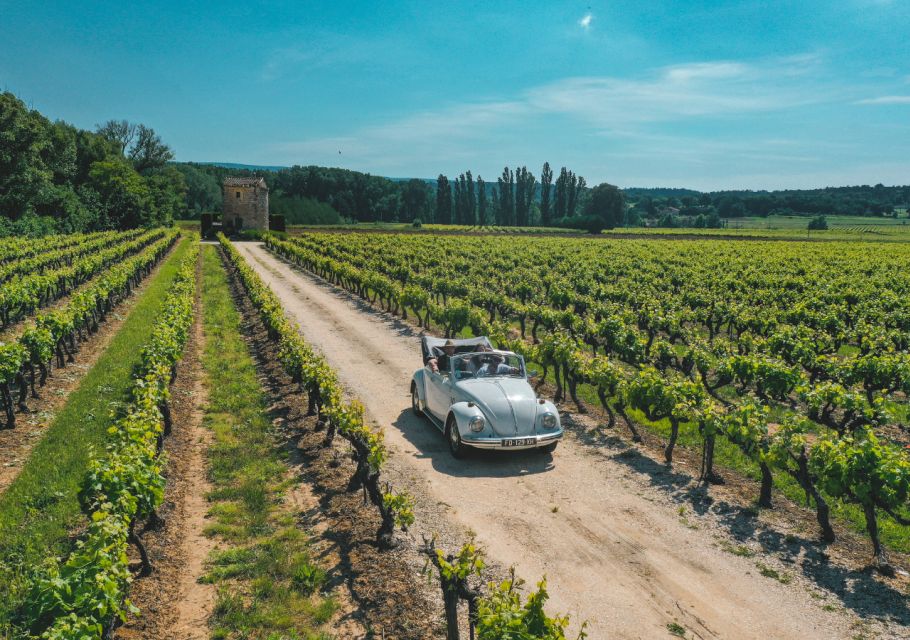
[{"x1": 411, "y1": 336, "x2": 563, "y2": 458}]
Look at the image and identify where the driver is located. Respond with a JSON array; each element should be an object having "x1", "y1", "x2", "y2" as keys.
[
  {"x1": 428, "y1": 340, "x2": 457, "y2": 374},
  {"x1": 476, "y1": 353, "x2": 520, "y2": 377}
]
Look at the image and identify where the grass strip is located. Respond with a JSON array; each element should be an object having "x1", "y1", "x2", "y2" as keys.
[
  {"x1": 200, "y1": 245, "x2": 335, "y2": 640},
  {"x1": 0, "y1": 236, "x2": 192, "y2": 626}
]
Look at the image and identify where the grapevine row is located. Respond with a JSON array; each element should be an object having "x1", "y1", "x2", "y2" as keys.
[
  {"x1": 0, "y1": 227, "x2": 169, "y2": 328},
  {"x1": 18, "y1": 237, "x2": 197, "y2": 639},
  {"x1": 0, "y1": 231, "x2": 116, "y2": 265},
  {"x1": 0, "y1": 228, "x2": 148, "y2": 284},
  {"x1": 0, "y1": 230, "x2": 179, "y2": 429}
]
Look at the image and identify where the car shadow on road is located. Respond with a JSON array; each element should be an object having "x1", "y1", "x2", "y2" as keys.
[{"x1": 390, "y1": 408, "x2": 556, "y2": 478}]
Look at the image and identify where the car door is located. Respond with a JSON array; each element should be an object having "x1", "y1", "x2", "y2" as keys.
[{"x1": 425, "y1": 366, "x2": 452, "y2": 421}]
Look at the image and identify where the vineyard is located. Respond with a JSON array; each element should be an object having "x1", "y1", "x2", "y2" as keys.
[
  {"x1": 263, "y1": 232, "x2": 910, "y2": 576},
  {"x1": 1, "y1": 226, "x2": 907, "y2": 639}
]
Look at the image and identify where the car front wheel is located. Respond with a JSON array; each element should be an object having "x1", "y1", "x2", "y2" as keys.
[
  {"x1": 445, "y1": 415, "x2": 467, "y2": 459},
  {"x1": 539, "y1": 441, "x2": 558, "y2": 454},
  {"x1": 411, "y1": 383, "x2": 424, "y2": 417}
]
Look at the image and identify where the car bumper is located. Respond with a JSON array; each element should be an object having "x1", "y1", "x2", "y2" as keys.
[{"x1": 461, "y1": 430, "x2": 563, "y2": 450}]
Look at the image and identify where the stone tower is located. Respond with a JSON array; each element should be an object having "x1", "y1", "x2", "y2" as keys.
[{"x1": 222, "y1": 177, "x2": 269, "y2": 231}]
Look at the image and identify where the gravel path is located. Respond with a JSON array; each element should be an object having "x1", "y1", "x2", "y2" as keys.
[{"x1": 235, "y1": 241, "x2": 865, "y2": 640}]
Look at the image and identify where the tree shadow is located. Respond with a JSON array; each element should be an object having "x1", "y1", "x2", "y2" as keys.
[{"x1": 579, "y1": 416, "x2": 910, "y2": 627}]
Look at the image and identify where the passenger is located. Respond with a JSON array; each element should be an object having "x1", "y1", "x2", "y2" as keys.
[{"x1": 476, "y1": 354, "x2": 520, "y2": 377}]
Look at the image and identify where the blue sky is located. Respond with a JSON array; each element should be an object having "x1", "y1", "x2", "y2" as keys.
[{"x1": 2, "y1": 0, "x2": 908, "y2": 190}]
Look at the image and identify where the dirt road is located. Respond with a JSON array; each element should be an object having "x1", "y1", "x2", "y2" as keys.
[{"x1": 234, "y1": 242, "x2": 866, "y2": 640}]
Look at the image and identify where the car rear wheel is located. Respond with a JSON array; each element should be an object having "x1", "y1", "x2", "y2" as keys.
[
  {"x1": 445, "y1": 415, "x2": 467, "y2": 459},
  {"x1": 411, "y1": 383, "x2": 424, "y2": 417}
]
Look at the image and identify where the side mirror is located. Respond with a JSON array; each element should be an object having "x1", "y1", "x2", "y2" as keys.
[{"x1": 527, "y1": 370, "x2": 539, "y2": 380}]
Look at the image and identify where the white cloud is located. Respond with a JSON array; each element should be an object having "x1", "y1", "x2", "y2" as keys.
[
  {"x1": 663, "y1": 61, "x2": 747, "y2": 82},
  {"x1": 270, "y1": 100, "x2": 529, "y2": 171},
  {"x1": 267, "y1": 54, "x2": 872, "y2": 184},
  {"x1": 856, "y1": 95, "x2": 910, "y2": 105},
  {"x1": 578, "y1": 13, "x2": 593, "y2": 30},
  {"x1": 525, "y1": 59, "x2": 824, "y2": 124},
  {"x1": 277, "y1": 58, "x2": 818, "y2": 164},
  {"x1": 259, "y1": 32, "x2": 406, "y2": 82},
  {"x1": 261, "y1": 48, "x2": 315, "y2": 81}
]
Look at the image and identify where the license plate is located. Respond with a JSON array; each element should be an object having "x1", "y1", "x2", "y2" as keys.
[{"x1": 503, "y1": 438, "x2": 535, "y2": 447}]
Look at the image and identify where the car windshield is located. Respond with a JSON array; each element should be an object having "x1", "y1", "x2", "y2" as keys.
[{"x1": 451, "y1": 353, "x2": 525, "y2": 380}]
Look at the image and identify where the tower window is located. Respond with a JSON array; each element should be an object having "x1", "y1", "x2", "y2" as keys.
[{"x1": 236, "y1": 191, "x2": 241, "y2": 198}]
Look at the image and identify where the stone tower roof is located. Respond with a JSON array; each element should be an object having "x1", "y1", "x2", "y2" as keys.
[{"x1": 223, "y1": 176, "x2": 268, "y2": 189}]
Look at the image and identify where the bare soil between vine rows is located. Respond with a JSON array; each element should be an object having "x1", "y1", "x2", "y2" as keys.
[
  {"x1": 116, "y1": 249, "x2": 216, "y2": 640},
  {"x1": 234, "y1": 240, "x2": 910, "y2": 640}
]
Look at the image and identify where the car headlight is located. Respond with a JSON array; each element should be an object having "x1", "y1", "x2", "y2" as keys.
[
  {"x1": 541, "y1": 412, "x2": 557, "y2": 429},
  {"x1": 469, "y1": 416, "x2": 485, "y2": 432}
]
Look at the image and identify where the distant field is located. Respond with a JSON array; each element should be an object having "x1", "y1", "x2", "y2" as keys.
[
  {"x1": 609, "y1": 214, "x2": 910, "y2": 241},
  {"x1": 724, "y1": 214, "x2": 909, "y2": 230},
  {"x1": 177, "y1": 214, "x2": 910, "y2": 241},
  {"x1": 287, "y1": 221, "x2": 579, "y2": 234}
]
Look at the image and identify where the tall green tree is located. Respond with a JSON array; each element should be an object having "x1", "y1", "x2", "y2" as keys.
[
  {"x1": 453, "y1": 177, "x2": 463, "y2": 225},
  {"x1": 477, "y1": 176, "x2": 487, "y2": 225},
  {"x1": 567, "y1": 173, "x2": 585, "y2": 217},
  {"x1": 75, "y1": 129, "x2": 119, "y2": 183},
  {"x1": 436, "y1": 174, "x2": 452, "y2": 224},
  {"x1": 584, "y1": 182, "x2": 625, "y2": 229},
  {"x1": 0, "y1": 92, "x2": 53, "y2": 218},
  {"x1": 539, "y1": 162, "x2": 553, "y2": 226},
  {"x1": 174, "y1": 163, "x2": 221, "y2": 215},
  {"x1": 464, "y1": 170, "x2": 476, "y2": 226},
  {"x1": 453, "y1": 172, "x2": 477, "y2": 226},
  {"x1": 129, "y1": 125, "x2": 174, "y2": 174},
  {"x1": 554, "y1": 167, "x2": 568, "y2": 219},
  {"x1": 514, "y1": 166, "x2": 536, "y2": 227},
  {"x1": 95, "y1": 119, "x2": 137, "y2": 155},
  {"x1": 497, "y1": 167, "x2": 514, "y2": 226},
  {"x1": 88, "y1": 159, "x2": 155, "y2": 229},
  {"x1": 401, "y1": 178, "x2": 430, "y2": 222},
  {"x1": 145, "y1": 165, "x2": 188, "y2": 225},
  {"x1": 489, "y1": 185, "x2": 500, "y2": 226},
  {"x1": 553, "y1": 167, "x2": 587, "y2": 219}
]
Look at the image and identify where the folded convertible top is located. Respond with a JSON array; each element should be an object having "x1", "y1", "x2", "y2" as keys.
[{"x1": 421, "y1": 335, "x2": 493, "y2": 364}]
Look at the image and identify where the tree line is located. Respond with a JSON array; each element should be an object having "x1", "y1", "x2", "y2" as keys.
[
  {"x1": 183, "y1": 161, "x2": 910, "y2": 230},
  {"x1": 0, "y1": 91, "x2": 185, "y2": 236},
  {"x1": 626, "y1": 184, "x2": 910, "y2": 224},
  {"x1": 431, "y1": 164, "x2": 625, "y2": 232},
  {"x1": 181, "y1": 161, "x2": 626, "y2": 231}
]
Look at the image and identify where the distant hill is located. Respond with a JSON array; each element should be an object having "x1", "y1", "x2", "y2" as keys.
[
  {"x1": 196, "y1": 161, "x2": 288, "y2": 172},
  {"x1": 624, "y1": 187, "x2": 703, "y2": 198}
]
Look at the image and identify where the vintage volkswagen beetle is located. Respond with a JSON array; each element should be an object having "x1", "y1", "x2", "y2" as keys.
[{"x1": 411, "y1": 336, "x2": 563, "y2": 458}]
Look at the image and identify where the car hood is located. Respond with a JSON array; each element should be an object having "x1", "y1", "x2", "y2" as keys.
[{"x1": 457, "y1": 377, "x2": 539, "y2": 436}]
